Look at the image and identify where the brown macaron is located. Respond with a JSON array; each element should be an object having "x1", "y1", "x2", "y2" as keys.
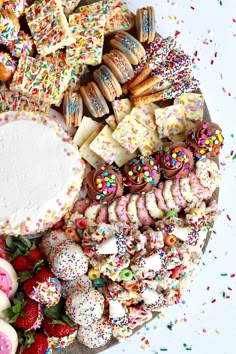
[
  {"x1": 93, "y1": 64, "x2": 122, "y2": 102},
  {"x1": 80, "y1": 81, "x2": 109, "y2": 118},
  {"x1": 103, "y1": 49, "x2": 134, "y2": 84},
  {"x1": 63, "y1": 91, "x2": 83, "y2": 127},
  {"x1": 110, "y1": 31, "x2": 146, "y2": 65}
]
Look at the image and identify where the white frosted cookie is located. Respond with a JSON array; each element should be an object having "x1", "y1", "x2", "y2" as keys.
[
  {"x1": 0, "y1": 259, "x2": 18, "y2": 299},
  {"x1": 127, "y1": 194, "x2": 142, "y2": 225},
  {"x1": 196, "y1": 158, "x2": 221, "y2": 192},
  {"x1": 0, "y1": 319, "x2": 18, "y2": 354},
  {"x1": 163, "y1": 180, "x2": 181, "y2": 211},
  {"x1": 145, "y1": 190, "x2": 164, "y2": 219}
]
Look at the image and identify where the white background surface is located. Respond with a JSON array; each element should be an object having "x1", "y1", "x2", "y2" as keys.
[{"x1": 105, "y1": 1, "x2": 236, "y2": 353}]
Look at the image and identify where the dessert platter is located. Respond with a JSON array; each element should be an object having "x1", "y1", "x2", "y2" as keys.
[{"x1": 0, "y1": 0, "x2": 224, "y2": 353}]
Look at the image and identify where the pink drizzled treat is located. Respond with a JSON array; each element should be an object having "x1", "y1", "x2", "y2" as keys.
[{"x1": 0, "y1": 258, "x2": 18, "y2": 299}]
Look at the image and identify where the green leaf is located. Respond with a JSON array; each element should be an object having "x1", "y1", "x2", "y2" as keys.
[
  {"x1": 10, "y1": 248, "x2": 23, "y2": 261},
  {"x1": 33, "y1": 259, "x2": 44, "y2": 273},
  {"x1": 61, "y1": 314, "x2": 77, "y2": 329},
  {"x1": 18, "y1": 271, "x2": 32, "y2": 283},
  {"x1": 14, "y1": 240, "x2": 28, "y2": 252},
  {"x1": 3, "y1": 307, "x2": 15, "y2": 319},
  {"x1": 12, "y1": 303, "x2": 22, "y2": 314},
  {"x1": 8, "y1": 313, "x2": 20, "y2": 323},
  {"x1": 19, "y1": 236, "x2": 32, "y2": 248},
  {"x1": 5, "y1": 235, "x2": 16, "y2": 250},
  {"x1": 51, "y1": 319, "x2": 65, "y2": 325}
]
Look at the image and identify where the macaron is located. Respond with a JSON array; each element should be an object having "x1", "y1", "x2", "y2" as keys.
[
  {"x1": 136, "y1": 6, "x2": 156, "y2": 43},
  {"x1": 63, "y1": 91, "x2": 83, "y2": 127},
  {"x1": 80, "y1": 81, "x2": 109, "y2": 118},
  {"x1": 110, "y1": 31, "x2": 146, "y2": 65},
  {"x1": 93, "y1": 65, "x2": 122, "y2": 102},
  {"x1": 102, "y1": 49, "x2": 134, "y2": 84}
]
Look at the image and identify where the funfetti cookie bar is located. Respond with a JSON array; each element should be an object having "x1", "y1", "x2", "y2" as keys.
[
  {"x1": 112, "y1": 98, "x2": 133, "y2": 123},
  {"x1": 79, "y1": 131, "x2": 104, "y2": 168},
  {"x1": 155, "y1": 104, "x2": 186, "y2": 139},
  {"x1": 74, "y1": 0, "x2": 134, "y2": 34},
  {"x1": 0, "y1": 86, "x2": 50, "y2": 113},
  {"x1": 174, "y1": 92, "x2": 204, "y2": 121},
  {"x1": 103, "y1": 0, "x2": 134, "y2": 34},
  {"x1": 73, "y1": 116, "x2": 103, "y2": 147},
  {"x1": 61, "y1": 0, "x2": 81, "y2": 16},
  {"x1": 25, "y1": 0, "x2": 75, "y2": 56},
  {"x1": 131, "y1": 103, "x2": 158, "y2": 131},
  {"x1": 139, "y1": 129, "x2": 161, "y2": 156},
  {"x1": 10, "y1": 56, "x2": 68, "y2": 105},
  {"x1": 67, "y1": 13, "x2": 105, "y2": 66},
  {"x1": 112, "y1": 114, "x2": 149, "y2": 153},
  {"x1": 90, "y1": 125, "x2": 129, "y2": 164}
]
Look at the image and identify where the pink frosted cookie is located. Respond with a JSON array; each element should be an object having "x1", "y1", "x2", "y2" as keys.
[
  {"x1": 154, "y1": 183, "x2": 169, "y2": 213},
  {"x1": 96, "y1": 205, "x2": 109, "y2": 224},
  {"x1": 145, "y1": 190, "x2": 164, "y2": 219},
  {"x1": 189, "y1": 171, "x2": 212, "y2": 201},
  {"x1": 171, "y1": 178, "x2": 187, "y2": 209},
  {"x1": 115, "y1": 195, "x2": 131, "y2": 223},
  {"x1": 136, "y1": 195, "x2": 155, "y2": 226},
  {"x1": 108, "y1": 199, "x2": 119, "y2": 223},
  {"x1": 73, "y1": 197, "x2": 91, "y2": 214},
  {"x1": 126, "y1": 194, "x2": 142, "y2": 225},
  {"x1": 0, "y1": 319, "x2": 18, "y2": 354},
  {"x1": 0, "y1": 258, "x2": 18, "y2": 299},
  {"x1": 162, "y1": 180, "x2": 181, "y2": 211},
  {"x1": 179, "y1": 177, "x2": 199, "y2": 205}
]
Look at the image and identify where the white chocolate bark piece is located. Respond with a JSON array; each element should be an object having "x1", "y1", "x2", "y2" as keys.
[
  {"x1": 79, "y1": 131, "x2": 104, "y2": 168},
  {"x1": 155, "y1": 104, "x2": 186, "y2": 138},
  {"x1": 90, "y1": 125, "x2": 127, "y2": 164},
  {"x1": 105, "y1": 115, "x2": 117, "y2": 130},
  {"x1": 73, "y1": 116, "x2": 103, "y2": 147},
  {"x1": 112, "y1": 114, "x2": 148, "y2": 153},
  {"x1": 139, "y1": 129, "x2": 161, "y2": 156},
  {"x1": 131, "y1": 103, "x2": 158, "y2": 131},
  {"x1": 25, "y1": 0, "x2": 75, "y2": 56},
  {"x1": 174, "y1": 93, "x2": 204, "y2": 121},
  {"x1": 112, "y1": 98, "x2": 133, "y2": 123}
]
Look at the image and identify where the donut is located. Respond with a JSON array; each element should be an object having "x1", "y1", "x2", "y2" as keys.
[
  {"x1": 80, "y1": 81, "x2": 109, "y2": 118},
  {"x1": 102, "y1": 49, "x2": 134, "y2": 84},
  {"x1": 0, "y1": 52, "x2": 16, "y2": 81},
  {"x1": 110, "y1": 31, "x2": 146, "y2": 65},
  {"x1": 195, "y1": 158, "x2": 221, "y2": 192},
  {"x1": 93, "y1": 65, "x2": 122, "y2": 102}
]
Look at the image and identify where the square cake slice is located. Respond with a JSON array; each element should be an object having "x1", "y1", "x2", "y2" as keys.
[{"x1": 25, "y1": 0, "x2": 75, "y2": 56}]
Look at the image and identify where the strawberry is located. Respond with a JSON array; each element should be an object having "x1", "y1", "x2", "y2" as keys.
[
  {"x1": 6, "y1": 235, "x2": 42, "y2": 272},
  {"x1": 4, "y1": 293, "x2": 43, "y2": 331},
  {"x1": 23, "y1": 266, "x2": 61, "y2": 307},
  {"x1": 43, "y1": 300, "x2": 77, "y2": 348},
  {"x1": 44, "y1": 316, "x2": 77, "y2": 338},
  {"x1": 18, "y1": 331, "x2": 49, "y2": 354}
]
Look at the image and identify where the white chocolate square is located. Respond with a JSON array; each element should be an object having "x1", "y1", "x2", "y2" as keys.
[
  {"x1": 112, "y1": 98, "x2": 133, "y2": 123},
  {"x1": 73, "y1": 116, "x2": 103, "y2": 147},
  {"x1": 131, "y1": 103, "x2": 158, "y2": 131},
  {"x1": 155, "y1": 104, "x2": 186, "y2": 138},
  {"x1": 139, "y1": 129, "x2": 161, "y2": 156},
  {"x1": 79, "y1": 131, "x2": 103, "y2": 168}
]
